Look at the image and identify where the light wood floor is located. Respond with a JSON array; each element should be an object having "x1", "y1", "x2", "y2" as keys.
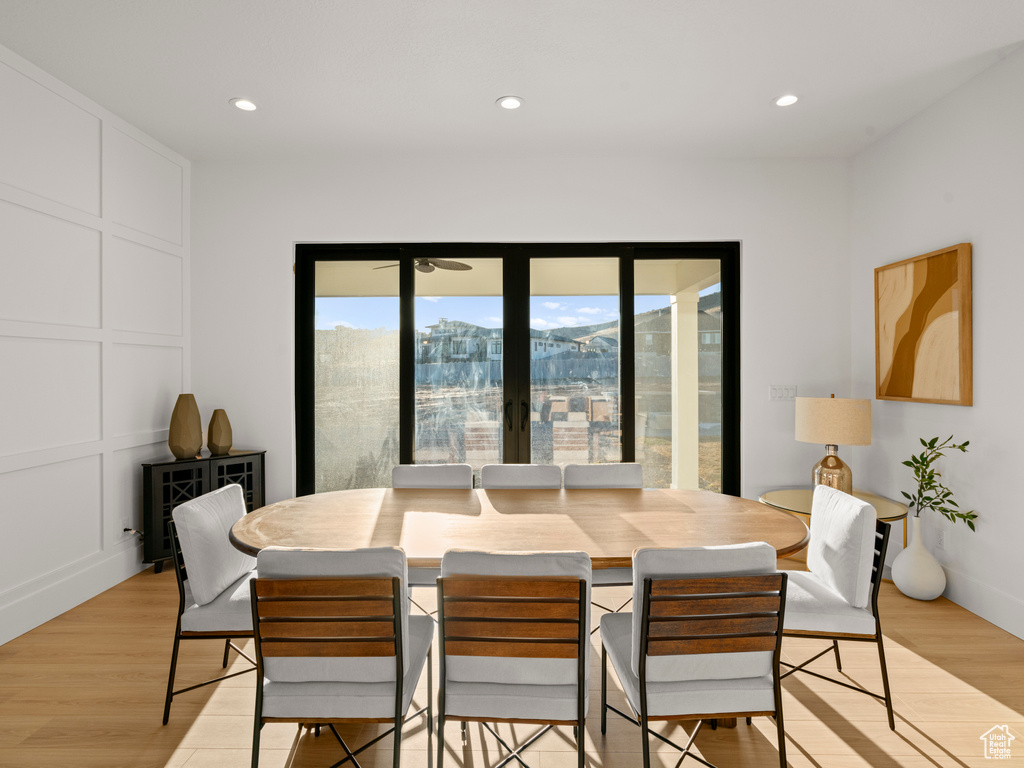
[{"x1": 1, "y1": 563, "x2": 1022, "y2": 768}]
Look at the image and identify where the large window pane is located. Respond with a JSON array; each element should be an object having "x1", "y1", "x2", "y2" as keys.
[
  {"x1": 530, "y1": 258, "x2": 620, "y2": 467},
  {"x1": 414, "y1": 258, "x2": 503, "y2": 485},
  {"x1": 314, "y1": 260, "x2": 399, "y2": 490},
  {"x1": 635, "y1": 259, "x2": 721, "y2": 491}
]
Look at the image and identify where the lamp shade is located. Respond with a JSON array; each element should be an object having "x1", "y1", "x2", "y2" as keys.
[{"x1": 795, "y1": 397, "x2": 872, "y2": 446}]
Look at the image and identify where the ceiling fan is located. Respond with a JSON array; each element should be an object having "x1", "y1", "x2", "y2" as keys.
[{"x1": 374, "y1": 257, "x2": 472, "y2": 273}]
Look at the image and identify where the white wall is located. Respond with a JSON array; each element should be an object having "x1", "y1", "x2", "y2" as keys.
[
  {"x1": 191, "y1": 156, "x2": 850, "y2": 505},
  {"x1": 0, "y1": 46, "x2": 190, "y2": 644},
  {"x1": 851, "y1": 48, "x2": 1024, "y2": 638}
]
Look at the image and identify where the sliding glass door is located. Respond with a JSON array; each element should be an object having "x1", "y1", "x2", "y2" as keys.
[
  {"x1": 413, "y1": 258, "x2": 503, "y2": 484},
  {"x1": 296, "y1": 243, "x2": 739, "y2": 495},
  {"x1": 634, "y1": 257, "x2": 724, "y2": 492},
  {"x1": 310, "y1": 257, "x2": 400, "y2": 491},
  {"x1": 529, "y1": 257, "x2": 621, "y2": 468}
]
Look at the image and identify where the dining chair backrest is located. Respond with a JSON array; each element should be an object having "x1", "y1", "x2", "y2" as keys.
[
  {"x1": 631, "y1": 543, "x2": 778, "y2": 681},
  {"x1": 392, "y1": 463, "x2": 473, "y2": 489},
  {"x1": 563, "y1": 462, "x2": 642, "y2": 489},
  {"x1": 639, "y1": 572, "x2": 787, "y2": 680},
  {"x1": 480, "y1": 463, "x2": 562, "y2": 489},
  {"x1": 171, "y1": 484, "x2": 254, "y2": 606},
  {"x1": 255, "y1": 547, "x2": 410, "y2": 682},
  {"x1": 807, "y1": 486, "x2": 878, "y2": 609},
  {"x1": 439, "y1": 550, "x2": 591, "y2": 686}
]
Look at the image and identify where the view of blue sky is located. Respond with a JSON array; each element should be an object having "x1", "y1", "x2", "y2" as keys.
[{"x1": 315, "y1": 285, "x2": 720, "y2": 332}]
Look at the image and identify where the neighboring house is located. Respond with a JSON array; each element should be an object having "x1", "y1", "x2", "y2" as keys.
[
  {"x1": 531, "y1": 330, "x2": 580, "y2": 358},
  {"x1": 698, "y1": 309, "x2": 722, "y2": 349},
  {"x1": 579, "y1": 334, "x2": 618, "y2": 354},
  {"x1": 418, "y1": 318, "x2": 500, "y2": 363},
  {"x1": 415, "y1": 304, "x2": 718, "y2": 364}
]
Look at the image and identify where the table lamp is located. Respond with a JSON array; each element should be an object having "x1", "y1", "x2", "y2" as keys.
[{"x1": 794, "y1": 395, "x2": 872, "y2": 494}]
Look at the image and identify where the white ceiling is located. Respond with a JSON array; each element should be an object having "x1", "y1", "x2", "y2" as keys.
[{"x1": 2, "y1": 0, "x2": 1023, "y2": 161}]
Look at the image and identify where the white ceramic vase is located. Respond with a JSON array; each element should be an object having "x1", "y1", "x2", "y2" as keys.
[{"x1": 892, "y1": 516, "x2": 946, "y2": 600}]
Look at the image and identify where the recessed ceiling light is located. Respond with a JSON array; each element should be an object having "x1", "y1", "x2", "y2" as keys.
[
  {"x1": 496, "y1": 96, "x2": 523, "y2": 110},
  {"x1": 230, "y1": 98, "x2": 257, "y2": 111},
  {"x1": 774, "y1": 94, "x2": 799, "y2": 107}
]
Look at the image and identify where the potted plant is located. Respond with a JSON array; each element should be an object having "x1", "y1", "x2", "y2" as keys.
[{"x1": 892, "y1": 436, "x2": 977, "y2": 600}]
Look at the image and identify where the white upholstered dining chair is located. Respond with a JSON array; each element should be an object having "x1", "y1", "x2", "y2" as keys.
[
  {"x1": 391, "y1": 463, "x2": 474, "y2": 489},
  {"x1": 249, "y1": 546, "x2": 433, "y2": 768},
  {"x1": 563, "y1": 462, "x2": 643, "y2": 489},
  {"x1": 163, "y1": 484, "x2": 257, "y2": 724},
  {"x1": 564, "y1": 462, "x2": 643, "y2": 617},
  {"x1": 391, "y1": 463, "x2": 474, "y2": 598},
  {"x1": 436, "y1": 550, "x2": 591, "y2": 768},
  {"x1": 480, "y1": 463, "x2": 562, "y2": 489},
  {"x1": 781, "y1": 485, "x2": 896, "y2": 729},
  {"x1": 600, "y1": 543, "x2": 788, "y2": 768}
]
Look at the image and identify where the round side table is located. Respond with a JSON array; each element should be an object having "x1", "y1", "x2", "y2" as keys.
[{"x1": 758, "y1": 487, "x2": 908, "y2": 560}]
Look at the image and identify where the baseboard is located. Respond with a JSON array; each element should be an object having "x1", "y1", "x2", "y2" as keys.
[
  {"x1": 942, "y1": 566, "x2": 1024, "y2": 641},
  {"x1": 0, "y1": 545, "x2": 146, "y2": 645}
]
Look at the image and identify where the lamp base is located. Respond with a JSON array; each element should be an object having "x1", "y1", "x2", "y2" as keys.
[{"x1": 813, "y1": 445, "x2": 853, "y2": 495}]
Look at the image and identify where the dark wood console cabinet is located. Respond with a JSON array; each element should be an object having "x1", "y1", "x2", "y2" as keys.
[{"x1": 142, "y1": 449, "x2": 266, "y2": 571}]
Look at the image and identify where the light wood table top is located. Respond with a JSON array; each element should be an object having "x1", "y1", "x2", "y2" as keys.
[{"x1": 230, "y1": 488, "x2": 810, "y2": 568}]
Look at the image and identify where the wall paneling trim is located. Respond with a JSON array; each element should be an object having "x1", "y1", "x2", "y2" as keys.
[{"x1": 0, "y1": 44, "x2": 190, "y2": 644}]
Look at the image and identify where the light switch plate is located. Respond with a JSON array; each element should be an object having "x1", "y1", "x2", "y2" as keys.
[{"x1": 769, "y1": 385, "x2": 797, "y2": 401}]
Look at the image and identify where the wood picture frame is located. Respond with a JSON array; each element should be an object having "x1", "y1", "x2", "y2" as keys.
[{"x1": 875, "y1": 243, "x2": 972, "y2": 405}]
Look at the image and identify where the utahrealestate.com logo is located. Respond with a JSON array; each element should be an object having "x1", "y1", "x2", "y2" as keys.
[{"x1": 980, "y1": 725, "x2": 1015, "y2": 760}]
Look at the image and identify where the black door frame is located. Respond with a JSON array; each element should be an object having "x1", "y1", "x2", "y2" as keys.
[{"x1": 295, "y1": 242, "x2": 740, "y2": 496}]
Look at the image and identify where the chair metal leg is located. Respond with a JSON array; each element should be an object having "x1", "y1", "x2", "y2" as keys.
[
  {"x1": 640, "y1": 711, "x2": 651, "y2": 768},
  {"x1": 774, "y1": 709, "x2": 787, "y2": 767},
  {"x1": 223, "y1": 638, "x2": 232, "y2": 667},
  {"x1": 437, "y1": 708, "x2": 446, "y2": 768},
  {"x1": 600, "y1": 644, "x2": 608, "y2": 735},
  {"x1": 427, "y1": 645, "x2": 434, "y2": 733},
  {"x1": 392, "y1": 713, "x2": 402, "y2": 768},
  {"x1": 162, "y1": 630, "x2": 182, "y2": 725},
  {"x1": 876, "y1": 634, "x2": 896, "y2": 730},
  {"x1": 832, "y1": 639, "x2": 842, "y2": 671},
  {"x1": 251, "y1": 722, "x2": 261, "y2": 768}
]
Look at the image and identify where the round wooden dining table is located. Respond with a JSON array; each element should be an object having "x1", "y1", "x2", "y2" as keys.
[{"x1": 230, "y1": 487, "x2": 810, "y2": 566}]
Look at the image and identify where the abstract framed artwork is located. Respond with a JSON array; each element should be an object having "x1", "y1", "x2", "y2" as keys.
[{"x1": 875, "y1": 243, "x2": 972, "y2": 405}]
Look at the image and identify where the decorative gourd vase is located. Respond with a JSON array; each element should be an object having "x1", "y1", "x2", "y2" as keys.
[
  {"x1": 892, "y1": 516, "x2": 946, "y2": 600},
  {"x1": 168, "y1": 394, "x2": 202, "y2": 459},
  {"x1": 207, "y1": 409, "x2": 233, "y2": 455}
]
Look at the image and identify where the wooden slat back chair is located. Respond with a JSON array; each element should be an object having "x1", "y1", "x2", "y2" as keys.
[
  {"x1": 436, "y1": 550, "x2": 591, "y2": 768},
  {"x1": 480, "y1": 463, "x2": 562, "y2": 489},
  {"x1": 782, "y1": 486, "x2": 895, "y2": 729},
  {"x1": 163, "y1": 484, "x2": 257, "y2": 724},
  {"x1": 563, "y1": 463, "x2": 643, "y2": 620},
  {"x1": 250, "y1": 547, "x2": 433, "y2": 768},
  {"x1": 599, "y1": 543, "x2": 786, "y2": 768}
]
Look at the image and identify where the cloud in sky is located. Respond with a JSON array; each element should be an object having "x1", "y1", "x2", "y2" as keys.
[
  {"x1": 557, "y1": 316, "x2": 585, "y2": 326},
  {"x1": 577, "y1": 306, "x2": 605, "y2": 314},
  {"x1": 531, "y1": 318, "x2": 557, "y2": 329},
  {"x1": 542, "y1": 301, "x2": 563, "y2": 310},
  {"x1": 420, "y1": 296, "x2": 440, "y2": 303}
]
